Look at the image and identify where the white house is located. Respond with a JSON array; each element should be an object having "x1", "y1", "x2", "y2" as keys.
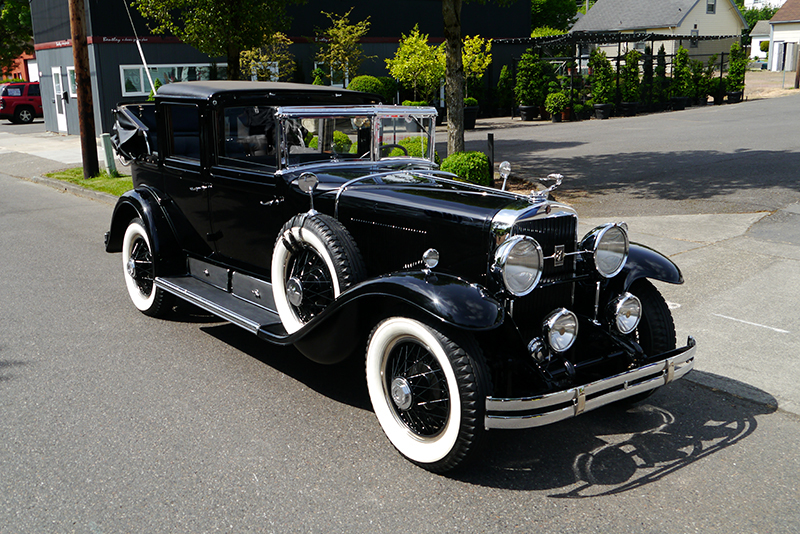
[
  {"x1": 770, "y1": 0, "x2": 800, "y2": 70},
  {"x1": 744, "y1": 0, "x2": 787, "y2": 8},
  {"x1": 572, "y1": 0, "x2": 748, "y2": 60},
  {"x1": 750, "y1": 20, "x2": 771, "y2": 59}
]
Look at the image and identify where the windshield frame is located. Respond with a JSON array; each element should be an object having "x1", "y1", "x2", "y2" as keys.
[{"x1": 274, "y1": 105, "x2": 437, "y2": 170}]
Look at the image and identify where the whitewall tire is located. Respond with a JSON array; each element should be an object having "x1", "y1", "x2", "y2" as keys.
[
  {"x1": 121, "y1": 218, "x2": 171, "y2": 317},
  {"x1": 366, "y1": 317, "x2": 490, "y2": 473}
]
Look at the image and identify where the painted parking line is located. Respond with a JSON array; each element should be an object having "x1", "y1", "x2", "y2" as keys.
[{"x1": 712, "y1": 313, "x2": 790, "y2": 334}]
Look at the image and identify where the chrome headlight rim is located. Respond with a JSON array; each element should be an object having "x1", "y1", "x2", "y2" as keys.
[
  {"x1": 583, "y1": 222, "x2": 630, "y2": 279},
  {"x1": 609, "y1": 292, "x2": 642, "y2": 334},
  {"x1": 493, "y1": 235, "x2": 544, "y2": 297},
  {"x1": 543, "y1": 308, "x2": 579, "y2": 353}
]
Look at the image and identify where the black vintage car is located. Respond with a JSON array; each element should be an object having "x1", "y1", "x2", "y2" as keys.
[{"x1": 106, "y1": 81, "x2": 695, "y2": 473}]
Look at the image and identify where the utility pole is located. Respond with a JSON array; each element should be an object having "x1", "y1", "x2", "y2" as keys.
[{"x1": 68, "y1": 0, "x2": 99, "y2": 178}]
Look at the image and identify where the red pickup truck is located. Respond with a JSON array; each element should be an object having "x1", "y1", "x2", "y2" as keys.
[{"x1": 0, "y1": 82, "x2": 43, "y2": 124}]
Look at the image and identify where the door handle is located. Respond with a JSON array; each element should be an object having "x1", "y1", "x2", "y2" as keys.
[{"x1": 188, "y1": 183, "x2": 212, "y2": 192}]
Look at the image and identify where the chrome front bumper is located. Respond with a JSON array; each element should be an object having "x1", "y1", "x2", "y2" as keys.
[{"x1": 485, "y1": 337, "x2": 696, "y2": 430}]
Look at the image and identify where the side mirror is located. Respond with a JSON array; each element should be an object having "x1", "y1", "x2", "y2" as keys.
[{"x1": 298, "y1": 172, "x2": 319, "y2": 214}]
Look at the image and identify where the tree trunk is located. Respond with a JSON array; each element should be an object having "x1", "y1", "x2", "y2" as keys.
[
  {"x1": 442, "y1": 0, "x2": 464, "y2": 156},
  {"x1": 227, "y1": 42, "x2": 241, "y2": 80}
]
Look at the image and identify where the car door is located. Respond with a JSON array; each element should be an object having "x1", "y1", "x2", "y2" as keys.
[
  {"x1": 161, "y1": 102, "x2": 215, "y2": 257},
  {"x1": 207, "y1": 105, "x2": 286, "y2": 276}
]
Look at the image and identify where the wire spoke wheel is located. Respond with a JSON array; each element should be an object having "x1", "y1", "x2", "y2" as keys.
[
  {"x1": 272, "y1": 213, "x2": 365, "y2": 334},
  {"x1": 286, "y1": 245, "x2": 336, "y2": 322},
  {"x1": 386, "y1": 338, "x2": 450, "y2": 437},
  {"x1": 366, "y1": 317, "x2": 491, "y2": 473},
  {"x1": 122, "y1": 218, "x2": 172, "y2": 317}
]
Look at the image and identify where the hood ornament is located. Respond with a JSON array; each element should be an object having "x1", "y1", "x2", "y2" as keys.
[
  {"x1": 498, "y1": 162, "x2": 564, "y2": 202},
  {"x1": 529, "y1": 173, "x2": 563, "y2": 202}
]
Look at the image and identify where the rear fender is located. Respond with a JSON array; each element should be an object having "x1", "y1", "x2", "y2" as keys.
[{"x1": 105, "y1": 188, "x2": 184, "y2": 276}]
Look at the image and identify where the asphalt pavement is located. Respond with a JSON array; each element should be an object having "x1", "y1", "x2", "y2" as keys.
[
  {"x1": 3, "y1": 101, "x2": 799, "y2": 417},
  {"x1": 1, "y1": 103, "x2": 799, "y2": 532}
]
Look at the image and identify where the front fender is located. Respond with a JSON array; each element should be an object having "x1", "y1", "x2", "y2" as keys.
[
  {"x1": 264, "y1": 271, "x2": 505, "y2": 364},
  {"x1": 615, "y1": 243, "x2": 684, "y2": 291}
]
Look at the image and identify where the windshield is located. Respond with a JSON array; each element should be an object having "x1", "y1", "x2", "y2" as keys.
[{"x1": 275, "y1": 106, "x2": 436, "y2": 169}]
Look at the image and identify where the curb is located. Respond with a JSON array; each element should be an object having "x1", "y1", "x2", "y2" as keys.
[{"x1": 24, "y1": 174, "x2": 118, "y2": 206}]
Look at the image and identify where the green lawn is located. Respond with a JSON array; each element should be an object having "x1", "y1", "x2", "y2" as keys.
[{"x1": 45, "y1": 168, "x2": 133, "y2": 197}]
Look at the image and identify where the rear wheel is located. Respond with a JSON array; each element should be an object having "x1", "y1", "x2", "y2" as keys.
[
  {"x1": 121, "y1": 218, "x2": 173, "y2": 317},
  {"x1": 366, "y1": 317, "x2": 491, "y2": 473}
]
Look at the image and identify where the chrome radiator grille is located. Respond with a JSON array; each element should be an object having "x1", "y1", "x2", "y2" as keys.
[
  {"x1": 511, "y1": 214, "x2": 578, "y2": 336},
  {"x1": 513, "y1": 214, "x2": 578, "y2": 283}
]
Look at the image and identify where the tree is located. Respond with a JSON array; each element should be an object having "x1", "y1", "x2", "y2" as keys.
[
  {"x1": 462, "y1": 35, "x2": 492, "y2": 98},
  {"x1": 314, "y1": 8, "x2": 373, "y2": 86},
  {"x1": 442, "y1": 0, "x2": 516, "y2": 156},
  {"x1": 0, "y1": 0, "x2": 33, "y2": 77},
  {"x1": 385, "y1": 25, "x2": 444, "y2": 102},
  {"x1": 134, "y1": 0, "x2": 301, "y2": 81},
  {"x1": 240, "y1": 32, "x2": 295, "y2": 81},
  {"x1": 531, "y1": 0, "x2": 577, "y2": 32}
]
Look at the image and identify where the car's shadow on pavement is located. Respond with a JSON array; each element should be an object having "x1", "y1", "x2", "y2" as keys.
[
  {"x1": 190, "y1": 321, "x2": 777, "y2": 496},
  {"x1": 452, "y1": 375, "x2": 777, "y2": 496}
]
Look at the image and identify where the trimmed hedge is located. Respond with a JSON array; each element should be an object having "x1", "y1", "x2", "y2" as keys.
[
  {"x1": 440, "y1": 151, "x2": 491, "y2": 187},
  {"x1": 348, "y1": 75, "x2": 383, "y2": 96}
]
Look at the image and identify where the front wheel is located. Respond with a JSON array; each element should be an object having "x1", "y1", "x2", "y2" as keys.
[
  {"x1": 121, "y1": 218, "x2": 173, "y2": 317},
  {"x1": 622, "y1": 279, "x2": 677, "y2": 404},
  {"x1": 14, "y1": 107, "x2": 34, "y2": 124},
  {"x1": 366, "y1": 317, "x2": 491, "y2": 473}
]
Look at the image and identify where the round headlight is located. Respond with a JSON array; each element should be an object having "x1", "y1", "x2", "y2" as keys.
[
  {"x1": 543, "y1": 308, "x2": 579, "y2": 353},
  {"x1": 609, "y1": 292, "x2": 642, "y2": 334},
  {"x1": 493, "y1": 236, "x2": 543, "y2": 297},
  {"x1": 586, "y1": 223, "x2": 629, "y2": 278}
]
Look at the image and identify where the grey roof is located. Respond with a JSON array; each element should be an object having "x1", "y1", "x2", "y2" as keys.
[
  {"x1": 750, "y1": 19, "x2": 771, "y2": 36},
  {"x1": 571, "y1": 0, "x2": 746, "y2": 32}
]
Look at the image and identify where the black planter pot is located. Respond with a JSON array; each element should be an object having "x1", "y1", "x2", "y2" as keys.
[
  {"x1": 670, "y1": 96, "x2": 689, "y2": 111},
  {"x1": 463, "y1": 105, "x2": 479, "y2": 129},
  {"x1": 551, "y1": 113, "x2": 562, "y2": 122},
  {"x1": 713, "y1": 93, "x2": 724, "y2": 106},
  {"x1": 727, "y1": 91, "x2": 743, "y2": 104},
  {"x1": 619, "y1": 102, "x2": 638, "y2": 117},
  {"x1": 593, "y1": 103, "x2": 612, "y2": 119},
  {"x1": 519, "y1": 105, "x2": 538, "y2": 121}
]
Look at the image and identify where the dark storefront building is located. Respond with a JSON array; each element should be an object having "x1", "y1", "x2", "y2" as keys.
[{"x1": 30, "y1": 0, "x2": 530, "y2": 135}]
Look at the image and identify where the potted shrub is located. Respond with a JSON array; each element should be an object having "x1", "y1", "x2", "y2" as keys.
[
  {"x1": 619, "y1": 49, "x2": 641, "y2": 116},
  {"x1": 440, "y1": 151, "x2": 491, "y2": 186},
  {"x1": 515, "y1": 50, "x2": 555, "y2": 121},
  {"x1": 464, "y1": 97, "x2": 479, "y2": 129},
  {"x1": 496, "y1": 64, "x2": 514, "y2": 117},
  {"x1": 544, "y1": 92, "x2": 568, "y2": 122},
  {"x1": 726, "y1": 42, "x2": 747, "y2": 103},
  {"x1": 671, "y1": 47, "x2": 692, "y2": 110},
  {"x1": 710, "y1": 76, "x2": 727, "y2": 105},
  {"x1": 588, "y1": 49, "x2": 614, "y2": 119}
]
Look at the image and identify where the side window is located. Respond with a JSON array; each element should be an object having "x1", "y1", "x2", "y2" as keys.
[
  {"x1": 166, "y1": 104, "x2": 201, "y2": 161},
  {"x1": 706, "y1": 0, "x2": 715, "y2": 14},
  {"x1": 28, "y1": 84, "x2": 40, "y2": 97},
  {"x1": 217, "y1": 106, "x2": 277, "y2": 170}
]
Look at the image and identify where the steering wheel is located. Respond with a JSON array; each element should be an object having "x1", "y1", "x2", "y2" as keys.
[{"x1": 379, "y1": 144, "x2": 409, "y2": 157}]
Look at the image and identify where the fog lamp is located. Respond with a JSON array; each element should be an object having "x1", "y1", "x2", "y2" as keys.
[
  {"x1": 609, "y1": 292, "x2": 642, "y2": 334},
  {"x1": 543, "y1": 308, "x2": 578, "y2": 353}
]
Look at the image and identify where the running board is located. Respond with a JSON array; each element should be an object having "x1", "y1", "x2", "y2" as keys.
[{"x1": 155, "y1": 276, "x2": 286, "y2": 336}]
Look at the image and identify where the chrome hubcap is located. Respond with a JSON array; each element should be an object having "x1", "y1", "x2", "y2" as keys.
[
  {"x1": 126, "y1": 257, "x2": 136, "y2": 277},
  {"x1": 391, "y1": 377, "x2": 413, "y2": 411},
  {"x1": 286, "y1": 277, "x2": 303, "y2": 307}
]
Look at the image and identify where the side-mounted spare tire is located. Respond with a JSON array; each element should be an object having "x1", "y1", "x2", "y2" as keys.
[{"x1": 271, "y1": 213, "x2": 366, "y2": 334}]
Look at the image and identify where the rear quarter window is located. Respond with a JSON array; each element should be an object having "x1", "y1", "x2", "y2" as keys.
[{"x1": 1, "y1": 86, "x2": 23, "y2": 97}]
